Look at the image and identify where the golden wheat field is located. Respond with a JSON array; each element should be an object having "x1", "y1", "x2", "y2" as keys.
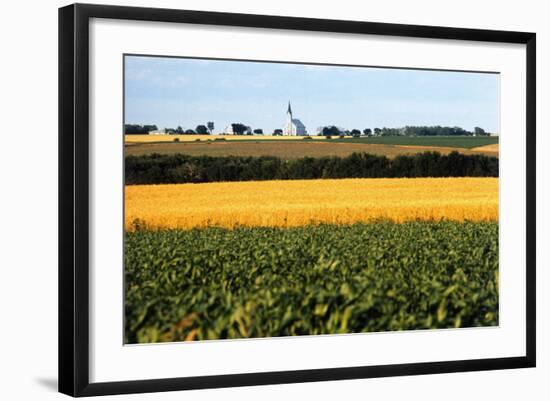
[
  {"x1": 125, "y1": 134, "x2": 326, "y2": 143},
  {"x1": 125, "y1": 177, "x2": 498, "y2": 231},
  {"x1": 471, "y1": 143, "x2": 500, "y2": 154}
]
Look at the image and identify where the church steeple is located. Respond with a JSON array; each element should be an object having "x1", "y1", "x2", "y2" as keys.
[
  {"x1": 286, "y1": 101, "x2": 294, "y2": 136},
  {"x1": 283, "y1": 100, "x2": 306, "y2": 136}
]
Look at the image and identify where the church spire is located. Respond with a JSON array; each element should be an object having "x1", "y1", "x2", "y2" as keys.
[{"x1": 287, "y1": 101, "x2": 292, "y2": 116}]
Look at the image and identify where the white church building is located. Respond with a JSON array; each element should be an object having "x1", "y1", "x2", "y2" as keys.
[{"x1": 282, "y1": 102, "x2": 307, "y2": 136}]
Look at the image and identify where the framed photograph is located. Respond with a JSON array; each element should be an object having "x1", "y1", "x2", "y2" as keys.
[{"x1": 59, "y1": 3, "x2": 536, "y2": 397}]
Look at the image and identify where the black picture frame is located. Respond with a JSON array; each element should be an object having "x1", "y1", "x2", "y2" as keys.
[{"x1": 59, "y1": 3, "x2": 536, "y2": 397}]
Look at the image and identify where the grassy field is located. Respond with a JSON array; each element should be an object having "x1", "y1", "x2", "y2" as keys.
[
  {"x1": 330, "y1": 136, "x2": 498, "y2": 148},
  {"x1": 125, "y1": 140, "x2": 499, "y2": 159},
  {"x1": 125, "y1": 134, "x2": 498, "y2": 148},
  {"x1": 125, "y1": 221, "x2": 499, "y2": 343},
  {"x1": 126, "y1": 177, "x2": 498, "y2": 231}
]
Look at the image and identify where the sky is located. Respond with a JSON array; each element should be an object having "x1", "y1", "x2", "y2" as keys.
[{"x1": 124, "y1": 55, "x2": 499, "y2": 134}]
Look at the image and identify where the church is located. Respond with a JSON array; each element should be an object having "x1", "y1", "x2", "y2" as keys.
[{"x1": 282, "y1": 102, "x2": 307, "y2": 136}]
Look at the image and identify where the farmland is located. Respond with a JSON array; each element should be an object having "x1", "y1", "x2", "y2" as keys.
[
  {"x1": 125, "y1": 221, "x2": 499, "y2": 343},
  {"x1": 125, "y1": 177, "x2": 498, "y2": 231},
  {"x1": 125, "y1": 134, "x2": 498, "y2": 147},
  {"x1": 124, "y1": 138, "x2": 500, "y2": 343},
  {"x1": 125, "y1": 135, "x2": 499, "y2": 159},
  {"x1": 125, "y1": 140, "x2": 499, "y2": 159},
  {"x1": 333, "y1": 135, "x2": 498, "y2": 148}
]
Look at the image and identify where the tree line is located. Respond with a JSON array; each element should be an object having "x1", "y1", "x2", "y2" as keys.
[
  {"x1": 125, "y1": 151, "x2": 498, "y2": 185},
  {"x1": 124, "y1": 124, "x2": 158, "y2": 135},
  {"x1": 125, "y1": 123, "x2": 214, "y2": 135},
  {"x1": 126, "y1": 123, "x2": 492, "y2": 137},
  {"x1": 380, "y1": 126, "x2": 490, "y2": 136},
  {"x1": 125, "y1": 123, "x2": 272, "y2": 135},
  {"x1": 317, "y1": 125, "x2": 491, "y2": 137}
]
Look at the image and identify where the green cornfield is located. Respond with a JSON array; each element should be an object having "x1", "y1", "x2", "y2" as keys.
[{"x1": 125, "y1": 221, "x2": 499, "y2": 343}]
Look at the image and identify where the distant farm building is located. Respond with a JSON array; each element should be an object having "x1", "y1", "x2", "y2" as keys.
[
  {"x1": 283, "y1": 102, "x2": 307, "y2": 136},
  {"x1": 148, "y1": 128, "x2": 166, "y2": 135}
]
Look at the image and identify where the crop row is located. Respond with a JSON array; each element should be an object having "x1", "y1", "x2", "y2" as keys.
[{"x1": 125, "y1": 221, "x2": 499, "y2": 343}]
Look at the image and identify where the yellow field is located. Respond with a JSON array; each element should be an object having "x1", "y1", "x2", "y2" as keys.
[
  {"x1": 125, "y1": 134, "x2": 324, "y2": 143},
  {"x1": 471, "y1": 143, "x2": 499, "y2": 154},
  {"x1": 125, "y1": 177, "x2": 498, "y2": 231}
]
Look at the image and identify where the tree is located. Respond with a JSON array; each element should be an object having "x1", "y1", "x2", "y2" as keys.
[
  {"x1": 124, "y1": 124, "x2": 158, "y2": 135},
  {"x1": 379, "y1": 127, "x2": 402, "y2": 136},
  {"x1": 231, "y1": 123, "x2": 249, "y2": 135},
  {"x1": 273, "y1": 129, "x2": 283, "y2": 136},
  {"x1": 363, "y1": 128, "x2": 372, "y2": 136},
  {"x1": 322, "y1": 126, "x2": 341, "y2": 136},
  {"x1": 185, "y1": 129, "x2": 196, "y2": 134},
  {"x1": 176, "y1": 126, "x2": 183, "y2": 134},
  {"x1": 142, "y1": 124, "x2": 158, "y2": 133},
  {"x1": 374, "y1": 128, "x2": 381, "y2": 136},
  {"x1": 350, "y1": 129, "x2": 361, "y2": 137},
  {"x1": 207, "y1": 121, "x2": 215, "y2": 134},
  {"x1": 253, "y1": 128, "x2": 263, "y2": 135},
  {"x1": 474, "y1": 126, "x2": 487, "y2": 136},
  {"x1": 196, "y1": 125, "x2": 209, "y2": 135}
]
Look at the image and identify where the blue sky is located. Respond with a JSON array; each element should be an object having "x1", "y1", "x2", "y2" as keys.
[{"x1": 124, "y1": 55, "x2": 499, "y2": 134}]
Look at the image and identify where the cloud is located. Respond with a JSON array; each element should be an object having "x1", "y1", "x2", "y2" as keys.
[
  {"x1": 126, "y1": 67, "x2": 152, "y2": 80},
  {"x1": 218, "y1": 77, "x2": 235, "y2": 88},
  {"x1": 250, "y1": 80, "x2": 269, "y2": 89},
  {"x1": 143, "y1": 74, "x2": 189, "y2": 88},
  {"x1": 173, "y1": 75, "x2": 189, "y2": 87}
]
